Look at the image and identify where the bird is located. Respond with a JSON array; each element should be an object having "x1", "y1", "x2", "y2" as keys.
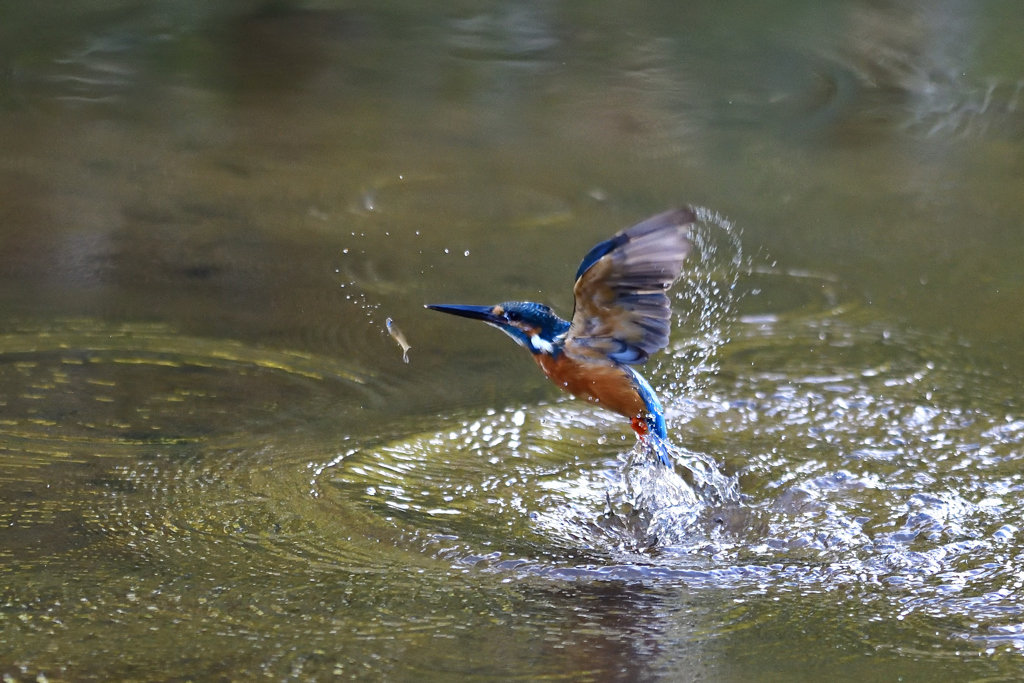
[{"x1": 426, "y1": 207, "x2": 696, "y2": 467}]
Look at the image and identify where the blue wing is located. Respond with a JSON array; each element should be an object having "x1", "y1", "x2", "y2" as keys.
[{"x1": 563, "y1": 207, "x2": 695, "y2": 365}]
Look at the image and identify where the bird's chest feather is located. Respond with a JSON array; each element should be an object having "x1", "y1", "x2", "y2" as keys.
[{"x1": 534, "y1": 353, "x2": 645, "y2": 419}]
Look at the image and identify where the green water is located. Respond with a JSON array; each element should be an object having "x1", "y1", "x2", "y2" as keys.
[{"x1": 2, "y1": 0, "x2": 1024, "y2": 680}]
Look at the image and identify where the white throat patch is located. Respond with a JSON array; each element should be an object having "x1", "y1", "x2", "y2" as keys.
[{"x1": 530, "y1": 335, "x2": 555, "y2": 354}]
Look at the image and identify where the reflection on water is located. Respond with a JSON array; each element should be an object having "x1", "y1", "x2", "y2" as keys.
[
  {"x1": 2, "y1": 0, "x2": 1024, "y2": 680},
  {"x1": 835, "y1": 0, "x2": 1024, "y2": 139},
  {"x1": 0, "y1": 319, "x2": 371, "y2": 444}
]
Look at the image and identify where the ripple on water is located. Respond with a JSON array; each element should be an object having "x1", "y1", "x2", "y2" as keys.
[
  {"x1": 292, "y1": 295, "x2": 1024, "y2": 651},
  {"x1": 0, "y1": 319, "x2": 375, "y2": 568},
  {"x1": 32, "y1": 292, "x2": 1024, "y2": 660},
  {"x1": 0, "y1": 319, "x2": 372, "y2": 449},
  {"x1": 303, "y1": 404, "x2": 741, "y2": 575},
  {"x1": 446, "y1": 10, "x2": 557, "y2": 61},
  {"x1": 74, "y1": 400, "x2": 721, "y2": 581},
  {"x1": 657, "y1": 303, "x2": 1024, "y2": 647}
]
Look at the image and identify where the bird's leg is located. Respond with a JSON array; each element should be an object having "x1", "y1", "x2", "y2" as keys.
[
  {"x1": 629, "y1": 416, "x2": 648, "y2": 436},
  {"x1": 630, "y1": 416, "x2": 673, "y2": 467}
]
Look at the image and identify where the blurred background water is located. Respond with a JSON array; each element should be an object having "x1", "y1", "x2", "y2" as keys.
[{"x1": 1, "y1": 0, "x2": 1024, "y2": 680}]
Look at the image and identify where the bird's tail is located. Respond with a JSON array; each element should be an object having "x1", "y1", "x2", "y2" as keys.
[
  {"x1": 644, "y1": 415, "x2": 673, "y2": 467},
  {"x1": 625, "y1": 368, "x2": 673, "y2": 466}
]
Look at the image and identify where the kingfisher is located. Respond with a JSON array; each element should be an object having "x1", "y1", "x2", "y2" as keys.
[{"x1": 427, "y1": 207, "x2": 696, "y2": 466}]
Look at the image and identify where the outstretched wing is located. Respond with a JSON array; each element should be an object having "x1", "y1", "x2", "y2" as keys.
[{"x1": 564, "y1": 207, "x2": 695, "y2": 365}]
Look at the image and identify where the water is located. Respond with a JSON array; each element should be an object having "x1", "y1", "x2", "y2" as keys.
[{"x1": 2, "y1": 0, "x2": 1024, "y2": 680}]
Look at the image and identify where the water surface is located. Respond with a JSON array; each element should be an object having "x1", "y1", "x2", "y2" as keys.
[{"x1": 2, "y1": 0, "x2": 1024, "y2": 680}]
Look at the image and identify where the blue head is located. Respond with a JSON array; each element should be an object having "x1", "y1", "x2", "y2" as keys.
[{"x1": 426, "y1": 301, "x2": 571, "y2": 355}]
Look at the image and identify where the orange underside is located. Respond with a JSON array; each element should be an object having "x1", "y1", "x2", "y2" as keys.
[{"x1": 535, "y1": 353, "x2": 646, "y2": 433}]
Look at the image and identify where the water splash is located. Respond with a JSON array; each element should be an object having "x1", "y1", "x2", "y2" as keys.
[
  {"x1": 580, "y1": 205, "x2": 749, "y2": 548},
  {"x1": 67, "y1": 300, "x2": 1024, "y2": 661},
  {"x1": 601, "y1": 439, "x2": 742, "y2": 549},
  {"x1": 662, "y1": 206, "x2": 745, "y2": 411}
]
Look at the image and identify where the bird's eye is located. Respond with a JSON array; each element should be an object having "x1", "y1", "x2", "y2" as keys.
[{"x1": 506, "y1": 310, "x2": 521, "y2": 322}]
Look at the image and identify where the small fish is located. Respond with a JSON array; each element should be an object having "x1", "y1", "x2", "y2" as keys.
[{"x1": 386, "y1": 318, "x2": 411, "y2": 363}]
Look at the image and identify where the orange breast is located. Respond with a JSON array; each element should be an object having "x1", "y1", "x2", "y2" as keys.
[{"x1": 535, "y1": 353, "x2": 645, "y2": 420}]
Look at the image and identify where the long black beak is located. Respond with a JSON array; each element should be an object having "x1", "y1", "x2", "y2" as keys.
[{"x1": 425, "y1": 303, "x2": 501, "y2": 324}]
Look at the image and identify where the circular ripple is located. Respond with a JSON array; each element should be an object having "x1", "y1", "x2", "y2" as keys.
[
  {"x1": 319, "y1": 405, "x2": 629, "y2": 556},
  {"x1": 100, "y1": 402, "x2": 684, "y2": 575},
  {"x1": 303, "y1": 404, "x2": 739, "y2": 573},
  {"x1": 0, "y1": 319, "x2": 373, "y2": 450},
  {"x1": 57, "y1": 303, "x2": 1024, "y2": 661}
]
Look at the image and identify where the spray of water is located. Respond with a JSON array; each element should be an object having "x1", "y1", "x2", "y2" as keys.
[
  {"x1": 599, "y1": 207, "x2": 748, "y2": 549},
  {"x1": 665, "y1": 205, "x2": 745, "y2": 405}
]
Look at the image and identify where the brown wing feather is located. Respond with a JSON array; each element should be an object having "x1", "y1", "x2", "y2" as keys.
[{"x1": 564, "y1": 207, "x2": 695, "y2": 365}]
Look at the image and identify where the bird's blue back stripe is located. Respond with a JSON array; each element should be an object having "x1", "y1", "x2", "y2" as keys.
[{"x1": 574, "y1": 233, "x2": 629, "y2": 282}]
